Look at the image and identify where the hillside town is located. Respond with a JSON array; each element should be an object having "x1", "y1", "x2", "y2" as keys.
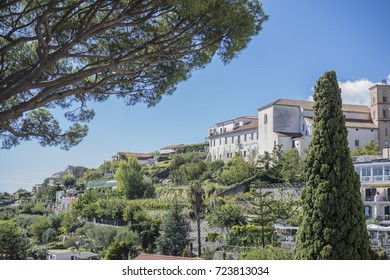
[{"x1": 1, "y1": 82, "x2": 390, "y2": 260}]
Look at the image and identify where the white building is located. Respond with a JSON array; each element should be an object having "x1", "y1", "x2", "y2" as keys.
[
  {"x1": 159, "y1": 144, "x2": 183, "y2": 155},
  {"x1": 258, "y1": 99, "x2": 378, "y2": 156},
  {"x1": 208, "y1": 83, "x2": 390, "y2": 160},
  {"x1": 208, "y1": 116, "x2": 259, "y2": 161},
  {"x1": 354, "y1": 154, "x2": 390, "y2": 222}
]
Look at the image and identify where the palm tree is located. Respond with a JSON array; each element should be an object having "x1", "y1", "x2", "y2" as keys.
[{"x1": 188, "y1": 181, "x2": 205, "y2": 257}]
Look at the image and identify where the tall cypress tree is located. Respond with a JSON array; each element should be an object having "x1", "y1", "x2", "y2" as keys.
[{"x1": 295, "y1": 71, "x2": 370, "y2": 259}]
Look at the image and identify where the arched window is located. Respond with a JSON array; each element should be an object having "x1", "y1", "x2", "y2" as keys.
[{"x1": 264, "y1": 114, "x2": 268, "y2": 124}]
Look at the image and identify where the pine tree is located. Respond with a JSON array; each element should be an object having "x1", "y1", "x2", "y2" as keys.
[
  {"x1": 295, "y1": 71, "x2": 371, "y2": 259},
  {"x1": 249, "y1": 183, "x2": 277, "y2": 248}
]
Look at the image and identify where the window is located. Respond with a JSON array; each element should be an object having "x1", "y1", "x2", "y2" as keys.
[
  {"x1": 292, "y1": 140, "x2": 295, "y2": 148},
  {"x1": 232, "y1": 137, "x2": 234, "y2": 144},
  {"x1": 384, "y1": 109, "x2": 387, "y2": 118},
  {"x1": 256, "y1": 132, "x2": 259, "y2": 140},
  {"x1": 213, "y1": 140, "x2": 216, "y2": 146},
  {"x1": 237, "y1": 135, "x2": 240, "y2": 144},
  {"x1": 274, "y1": 141, "x2": 276, "y2": 146},
  {"x1": 219, "y1": 139, "x2": 221, "y2": 145},
  {"x1": 364, "y1": 206, "x2": 372, "y2": 218},
  {"x1": 373, "y1": 166, "x2": 383, "y2": 179},
  {"x1": 384, "y1": 95, "x2": 387, "y2": 102},
  {"x1": 386, "y1": 128, "x2": 388, "y2": 137},
  {"x1": 264, "y1": 114, "x2": 268, "y2": 124},
  {"x1": 385, "y1": 206, "x2": 390, "y2": 218},
  {"x1": 243, "y1": 151, "x2": 247, "y2": 157},
  {"x1": 220, "y1": 128, "x2": 222, "y2": 133},
  {"x1": 219, "y1": 154, "x2": 222, "y2": 159},
  {"x1": 244, "y1": 134, "x2": 247, "y2": 142},
  {"x1": 251, "y1": 133, "x2": 254, "y2": 140},
  {"x1": 225, "y1": 137, "x2": 227, "y2": 144},
  {"x1": 252, "y1": 149, "x2": 256, "y2": 158},
  {"x1": 355, "y1": 139, "x2": 359, "y2": 146}
]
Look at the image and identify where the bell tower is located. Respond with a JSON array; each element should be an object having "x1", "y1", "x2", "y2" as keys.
[{"x1": 370, "y1": 83, "x2": 390, "y2": 149}]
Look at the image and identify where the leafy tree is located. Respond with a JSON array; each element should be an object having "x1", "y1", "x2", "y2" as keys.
[
  {"x1": 351, "y1": 141, "x2": 381, "y2": 156},
  {"x1": 82, "y1": 169, "x2": 104, "y2": 182},
  {"x1": 156, "y1": 201, "x2": 190, "y2": 256},
  {"x1": 295, "y1": 71, "x2": 371, "y2": 260},
  {"x1": 206, "y1": 203, "x2": 246, "y2": 233},
  {"x1": 41, "y1": 228, "x2": 58, "y2": 244},
  {"x1": 35, "y1": 185, "x2": 59, "y2": 202},
  {"x1": 0, "y1": 220, "x2": 30, "y2": 260},
  {"x1": 80, "y1": 224, "x2": 118, "y2": 250},
  {"x1": 61, "y1": 210, "x2": 84, "y2": 234},
  {"x1": 181, "y1": 162, "x2": 207, "y2": 183},
  {"x1": 220, "y1": 153, "x2": 258, "y2": 185},
  {"x1": 0, "y1": 0, "x2": 268, "y2": 149},
  {"x1": 122, "y1": 202, "x2": 143, "y2": 224},
  {"x1": 30, "y1": 216, "x2": 53, "y2": 244},
  {"x1": 105, "y1": 240, "x2": 137, "y2": 260},
  {"x1": 202, "y1": 160, "x2": 225, "y2": 181},
  {"x1": 188, "y1": 181, "x2": 205, "y2": 256},
  {"x1": 61, "y1": 174, "x2": 77, "y2": 188},
  {"x1": 129, "y1": 212, "x2": 161, "y2": 252},
  {"x1": 94, "y1": 198, "x2": 127, "y2": 225},
  {"x1": 115, "y1": 158, "x2": 146, "y2": 199},
  {"x1": 257, "y1": 145, "x2": 283, "y2": 182},
  {"x1": 279, "y1": 148, "x2": 304, "y2": 183}
]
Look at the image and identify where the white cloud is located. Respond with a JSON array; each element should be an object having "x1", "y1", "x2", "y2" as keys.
[
  {"x1": 307, "y1": 75, "x2": 390, "y2": 105},
  {"x1": 339, "y1": 79, "x2": 374, "y2": 105}
]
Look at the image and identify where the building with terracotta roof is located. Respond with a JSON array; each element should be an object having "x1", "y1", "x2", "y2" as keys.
[
  {"x1": 207, "y1": 83, "x2": 390, "y2": 160},
  {"x1": 258, "y1": 97, "x2": 378, "y2": 156},
  {"x1": 208, "y1": 116, "x2": 259, "y2": 161},
  {"x1": 159, "y1": 144, "x2": 184, "y2": 155}
]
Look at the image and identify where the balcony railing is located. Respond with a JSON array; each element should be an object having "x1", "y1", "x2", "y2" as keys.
[
  {"x1": 376, "y1": 215, "x2": 390, "y2": 221},
  {"x1": 360, "y1": 175, "x2": 390, "y2": 183},
  {"x1": 364, "y1": 195, "x2": 390, "y2": 202}
]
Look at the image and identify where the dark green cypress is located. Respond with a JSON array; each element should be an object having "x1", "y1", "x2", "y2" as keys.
[{"x1": 295, "y1": 71, "x2": 371, "y2": 259}]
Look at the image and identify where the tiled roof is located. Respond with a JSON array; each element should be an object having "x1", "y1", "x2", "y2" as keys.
[
  {"x1": 345, "y1": 119, "x2": 377, "y2": 129},
  {"x1": 134, "y1": 253, "x2": 203, "y2": 260},
  {"x1": 209, "y1": 120, "x2": 258, "y2": 138},
  {"x1": 304, "y1": 117, "x2": 377, "y2": 129},
  {"x1": 215, "y1": 115, "x2": 257, "y2": 125},
  {"x1": 259, "y1": 99, "x2": 371, "y2": 113},
  {"x1": 160, "y1": 144, "x2": 183, "y2": 150}
]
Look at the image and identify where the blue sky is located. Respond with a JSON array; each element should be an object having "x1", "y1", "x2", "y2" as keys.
[{"x1": 1, "y1": 0, "x2": 390, "y2": 193}]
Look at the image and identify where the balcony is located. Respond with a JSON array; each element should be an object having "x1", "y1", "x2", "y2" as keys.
[{"x1": 364, "y1": 195, "x2": 390, "y2": 202}]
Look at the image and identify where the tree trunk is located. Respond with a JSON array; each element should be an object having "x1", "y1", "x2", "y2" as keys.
[{"x1": 197, "y1": 216, "x2": 201, "y2": 257}]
